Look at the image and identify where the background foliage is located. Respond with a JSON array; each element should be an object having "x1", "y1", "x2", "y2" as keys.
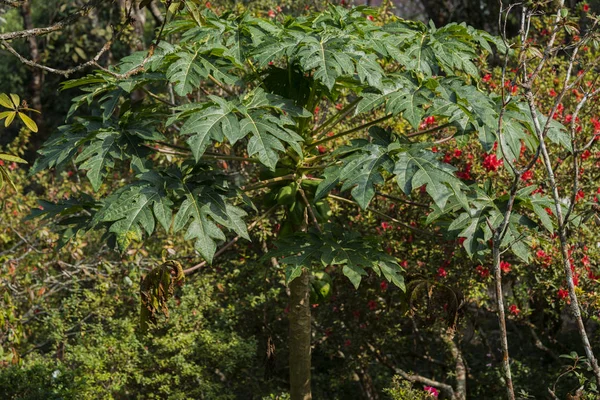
[{"x1": 2, "y1": 0, "x2": 600, "y2": 399}]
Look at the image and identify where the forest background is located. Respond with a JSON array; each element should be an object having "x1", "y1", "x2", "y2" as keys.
[{"x1": 2, "y1": 0, "x2": 600, "y2": 399}]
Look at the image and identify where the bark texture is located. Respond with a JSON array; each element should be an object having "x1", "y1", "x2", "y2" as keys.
[{"x1": 289, "y1": 269, "x2": 312, "y2": 400}]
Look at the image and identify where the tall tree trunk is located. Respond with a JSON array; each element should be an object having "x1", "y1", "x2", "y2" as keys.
[
  {"x1": 492, "y1": 245, "x2": 516, "y2": 400},
  {"x1": 119, "y1": 0, "x2": 147, "y2": 51},
  {"x1": 20, "y1": 0, "x2": 43, "y2": 130},
  {"x1": 289, "y1": 269, "x2": 312, "y2": 400}
]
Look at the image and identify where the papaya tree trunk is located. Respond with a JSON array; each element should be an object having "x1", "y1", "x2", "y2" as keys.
[{"x1": 289, "y1": 268, "x2": 312, "y2": 400}]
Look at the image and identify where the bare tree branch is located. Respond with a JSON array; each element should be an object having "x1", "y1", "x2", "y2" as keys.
[
  {"x1": 1, "y1": 37, "x2": 113, "y2": 78},
  {"x1": 367, "y1": 342, "x2": 456, "y2": 399},
  {"x1": 0, "y1": 0, "x2": 105, "y2": 41},
  {"x1": 0, "y1": 0, "x2": 24, "y2": 7}
]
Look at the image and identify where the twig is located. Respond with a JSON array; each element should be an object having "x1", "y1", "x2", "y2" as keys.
[
  {"x1": 1, "y1": 37, "x2": 113, "y2": 78},
  {"x1": 328, "y1": 194, "x2": 439, "y2": 237},
  {"x1": 0, "y1": 0, "x2": 102, "y2": 41},
  {"x1": 367, "y1": 342, "x2": 456, "y2": 398},
  {"x1": 242, "y1": 174, "x2": 296, "y2": 192},
  {"x1": 298, "y1": 186, "x2": 322, "y2": 233},
  {"x1": 375, "y1": 191, "x2": 429, "y2": 208}
]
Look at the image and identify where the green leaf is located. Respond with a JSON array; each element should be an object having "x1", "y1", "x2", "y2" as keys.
[
  {"x1": 180, "y1": 101, "x2": 240, "y2": 160},
  {"x1": 339, "y1": 142, "x2": 394, "y2": 209},
  {"x1": 95, "y1": 182, "x2": 173, "y2": 249},
  {"x1": 295, "y1": 34, "x2": 355, "y2": 91},
  {"x1": 172, "y1": 186, "x2": 247, "y2": 263},
  {"x1": 239, "y1": 110, "x2": 303, "y2": 170},
  {"x1": 166, "y1": 49, "x2": 237, "y2": 96},
  {"x1": 75, "y1": 130, "x2": 120, "y2": 191},
  {"x1": 31, "y1": 122, "x2": 95, "y2": 175},
  {"x1": 356, "y1": 75, "x2": 431, "y2": 129},
  {"x1": 379, "y1": 259, "x2": 405, "y2": 290},
  {"x1": 394, "y1": 148, "x2": 463, "y2": 209}
]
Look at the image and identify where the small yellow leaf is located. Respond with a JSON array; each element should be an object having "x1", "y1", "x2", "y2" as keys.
[
  {"x1": 18, "y1": 112, "x2": 38, "y2": 133},
  {"x1": 0, "y1": 111, "x2": 12, "y2": 120},
  {"x1": 9, "y1": 94, "x2": 20, "y2": 107},
  {"x1": 4, "y1": 111, "x2": 16, "y2": 127},
  {"x1": 19, "y1": 107, "x2": 41, "y2": 114},
  {"x1": 0, "y1": 94, "x2": 12, "y2": 109},
  {"x1": 0, "y1": 166, "x2": 16, "y2": 191},
  {"x1": 0, "y1": 153, "x2": 27, "y2": 164}
]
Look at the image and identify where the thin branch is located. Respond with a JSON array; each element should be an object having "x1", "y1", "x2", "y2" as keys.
[
  {"x1": 328, "y1": 194, "x2": 439, "y2": 237},
  {"x1": 298, "y1": 186, "x2": 322, "y2": 233},
  {"x1": 0, "y1": 0, "x2": 23, "y2": 7},
  {"x1": 143, "y1": 87, "x2": 176, "y2": 107},
  {"x1": 1, "y1": 34, "x2": 114, "y2": 78},
  {"x1": 148, "y1": 0, "x2": 164, "y2": 24},
  {"x1": 308, "y1": 114, "x2": 394, "y2": 149},
  {"x1": 311, "y1": 97, "x2": 362, "y2": 140},
  {"x1": 0, "y1": 0, "x2": 102, "y2": 41},
  {"x1": 375, "y1": 191, "x2": 429, "y2": 208},
  {"x1": 405, "y1": 122, "x2": 452, "y2": 138},
  {"x1": 242, "y1": 174, "x2": 296, "y2": 192},
  {"x1": 95, "y1": 1, "x2": 171, "y2": 80},
  {"x1": 367, "y1": 342, "x2": 456, "y2": 398},
  {"x1": 207, "y1": 73, "x2": 236, "y2": 96}
]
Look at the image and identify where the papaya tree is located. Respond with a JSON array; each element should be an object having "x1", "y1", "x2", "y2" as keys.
[{"x1": 27, "y1": 2, "x2": 561, "y2": 398}]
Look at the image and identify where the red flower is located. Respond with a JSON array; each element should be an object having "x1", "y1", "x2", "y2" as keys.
[
  {"x1": 482, "y1": 73, "x2": 492, "y2": 82},
  {"x1": 317, "y1": 145, "x2": 327, "y2": 154},
  {"x1": 424, "y1": 386, "x2": 439, "y2": 398},
  {"x1": 582, "y1": 149, "x2": 591, "y2": 160},
  {"x1": 591, "y1": 118, "x2": 600, "y2": 134},
  {"x1": 548, "y1": 89, "x2": 557, "y2": 97},
  {"x1": 437, "y1": 267, "x2": 447, "y2": 278},
  {"x1": 476, "y1": 265, "x2": 490, "y2": 278},
  {"x1": 575, "y1": 189, "x2": 585, "y2": 202},
  {"x1": 558, "y1": 288, "x2": 569, "y2": 300},
  {"x1": 453, "y1": 149, "x2": 462, "y2": 158},
  {"x1": 483, "y1": 154, "x2": 504, "y2": 172},
  {"x1": 381, "y1": 221, "x2": 392, "y2": 231},
  {"x1": 206, "y1": 1, "x2": 211, "y2": 8},
  {"x1": 536, "y1": 250, "x2": 552, "y2": 267},
  {"x1": 268, "y1": 9, "x2": 276, "y2": 18},
  {"x1": 368, "y1": 300, "x2": 378, "y2": 311},
  {"x1": 366, "y1": 15, "x2": 374, "y2": 21},
  {"x1": 380, "y1": 280, "x2": 388, "y2": 291},
  {"x1": 344, "y1": 339, "x2": 351, "y2": 347},
  {"x1": 508, "y1": 304, "x2": 520, "y2": 316},
  {"x1": 500, "y1": 261, "x2": 511, "y2": 274},
  {"x1": 521, "y1": 170, "x2": 533, "y2": 181},
  {"x1": 583, "y1": 4, "x2": 590, "y2": 12},
  {"x1": 456, "y1": 163, "x2": 472, "y2": 180}
]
